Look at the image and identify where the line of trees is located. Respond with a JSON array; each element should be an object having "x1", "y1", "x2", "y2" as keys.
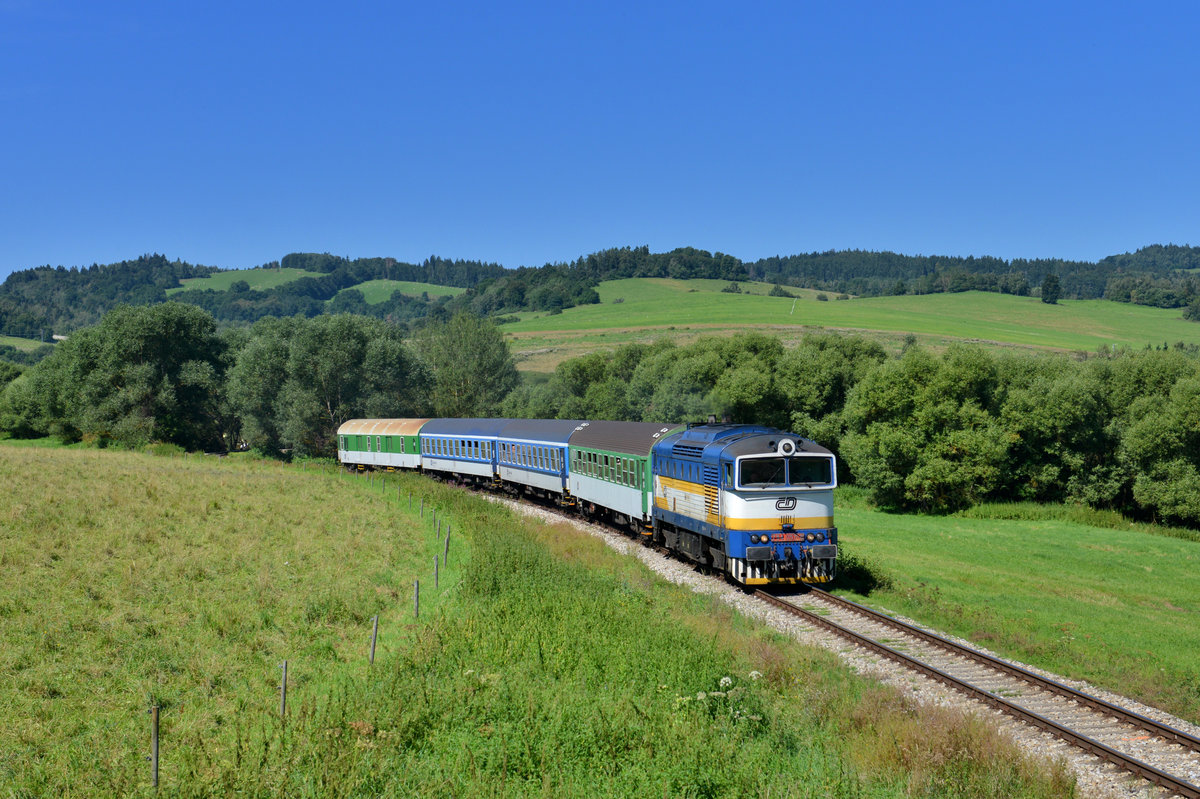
[
  {"x1": 0, "y1": 304, "x2": 518, "y2": 457},
  {"x1": 501, "y1": 333, "x2": 1200, "y2": 529},
  {"x1": 4, "y1": 303, "x2": 1199, "y2": 529}
]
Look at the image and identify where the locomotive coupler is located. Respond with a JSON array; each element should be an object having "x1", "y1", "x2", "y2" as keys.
[{"x1": 782, "y1": 546, "x2": 799, "y2": 575}]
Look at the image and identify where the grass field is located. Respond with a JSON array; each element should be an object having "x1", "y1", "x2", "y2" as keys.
[
  {"x1": 0, "y1": 334, "x2": 50, "y2": 352},
  {"x1": 333, "y1": 280, "x2": 465, "y2": 304},
  {"x1": 0, "y1": 443, "x2": 1073, "y2": 797},
  {"x1": 833, "y1": 494, "x2": 1200, "y2": 724},
  {"x1": 503, "y1": 279, "x2": 1200, "y2": 372},
  {"x1": 166, "y1": 267, "x2": 317, "y2": 295}
]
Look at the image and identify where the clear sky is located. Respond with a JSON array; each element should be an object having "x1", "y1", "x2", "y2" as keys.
[{"x1": 2, "y1": 0, "x2": 1197, "y2": 281}]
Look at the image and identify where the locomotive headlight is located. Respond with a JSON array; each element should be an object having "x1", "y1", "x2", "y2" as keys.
[
  {"x1": 805, "y1": 532, "x2": 816, "y2": 543},
  {"x1": 815, "y1": 531, "x2": 826, "y2": 543}
]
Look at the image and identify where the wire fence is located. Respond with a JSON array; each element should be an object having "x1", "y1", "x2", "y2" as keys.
[{"x1": 142, "y1": 466, "x2": 455, "y2": 790}]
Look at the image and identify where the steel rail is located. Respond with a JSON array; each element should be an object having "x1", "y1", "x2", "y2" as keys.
[
  {"x1": 756, "y1": 590, "x2": 1200, "y2": 799},
  {"x1": 804, "y1": 587, "x2": 1200, "y2": 755}
]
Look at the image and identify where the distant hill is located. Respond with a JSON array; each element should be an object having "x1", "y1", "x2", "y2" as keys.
[{"x1": 2, "y1": 244, "x2": 1199, "y2": 339}]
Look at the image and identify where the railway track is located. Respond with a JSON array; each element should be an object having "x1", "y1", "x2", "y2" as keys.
[{"x1": 756, "y1": 589, "x2": 1200, "y2": 798}]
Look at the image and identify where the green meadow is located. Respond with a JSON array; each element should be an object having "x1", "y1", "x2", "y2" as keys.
[
  {"x1": 0, "y1": 443, "x2": 1072, "y2": 797},
  {"x1": 833, "y1": 494, "x2": 1200, "y2": 724},
  {"x1": 334, "y1": 279, "x2": 466, "y2": 304},
  {"x1": 503, "y1": 279, "x2": 1200, "y2": 371},
  {"x1": 167, "y1": 267, "x2": 316, "y2": 294},
  {"x1": 0, "y1": 334, "x2": 49, "y2": 352}
]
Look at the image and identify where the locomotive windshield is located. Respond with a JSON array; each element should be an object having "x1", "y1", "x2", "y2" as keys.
[{"x1": 738, "y1": 456, "x2": 833, "y2": 489}]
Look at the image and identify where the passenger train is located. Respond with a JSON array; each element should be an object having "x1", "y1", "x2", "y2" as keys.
[{"x1": 337, "y1": 418, "x2": 837, "y2": 586}]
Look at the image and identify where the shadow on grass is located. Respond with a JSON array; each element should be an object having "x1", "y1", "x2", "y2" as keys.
[{"x1": 831, "y1": 550, "x2": 894, "y2": 596}]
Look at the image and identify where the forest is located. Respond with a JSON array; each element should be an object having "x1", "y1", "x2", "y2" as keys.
[
  {"x1": 3, "y1": 244, "x2": 1200, "y2": 341},
  {"x1": 3, "y1": 301, "x2": 1199, "y2": 531}
]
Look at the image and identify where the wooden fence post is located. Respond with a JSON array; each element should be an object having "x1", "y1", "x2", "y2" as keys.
[
  {"x1": 280, "y1": 661, "x2": 288, "y2": 722},
  {"x1": 149, "y1": 705, "x2": 159, "y2": 788},
  {"x1": 369, "y1": 615, "x2": 379, "y2": 665}
]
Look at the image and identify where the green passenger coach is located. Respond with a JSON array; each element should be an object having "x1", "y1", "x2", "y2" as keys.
[{"x1": 337, "y1": 419, "x2": 430, "y2": 469}]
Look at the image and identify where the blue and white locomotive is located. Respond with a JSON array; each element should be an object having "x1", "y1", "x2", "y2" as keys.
[{"x1": 337, "y1": 418, "x2": 837, "y2": 586}]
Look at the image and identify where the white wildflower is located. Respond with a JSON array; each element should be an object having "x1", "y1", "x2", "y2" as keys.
[
  {"x1": 696, "y1": 691, "x2": 707, "y2": 701},
  {"x1": 748, "y1": 670, "x2": 762, "y2": 681},
  {"x1": 719, "y1": 676, "x2": 732, "y2": 689}
]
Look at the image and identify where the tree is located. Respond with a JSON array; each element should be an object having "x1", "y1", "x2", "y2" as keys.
[
  {"x1": 1042, "y1": 273, "x2": 1061, "y2": 304},
  {"x1": 417, "y1": 312, "x2": 519, "y2": 417},
  {"x1": 0, "y1": 303, "x2": 229, "y2": 449},
  {"x1": 229, "y1": 314, "x2": 430, "y2": 457}
]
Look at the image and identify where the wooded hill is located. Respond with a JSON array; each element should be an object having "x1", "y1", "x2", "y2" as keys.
[{"x1": 3, "y1": 243, "x2": 1199, "y2": 340}]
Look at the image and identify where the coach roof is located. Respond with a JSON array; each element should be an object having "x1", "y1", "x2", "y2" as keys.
[
  {"x1": 420, "y1": 418, "x2": 510, "y2": 437},
  {"x1": 497, "y1": 419, "x2": 586, "y2": 445},
  {"x1": 568, "y1": 421, "x2": 683, "y2": 456},
  {"x1": 338, "y1": 418, "x2": 431, "y2": 437}
]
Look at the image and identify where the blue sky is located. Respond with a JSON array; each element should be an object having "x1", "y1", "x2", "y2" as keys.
[{"x1": 1, "y1": 1, "x2": 1197, "y2": 281}]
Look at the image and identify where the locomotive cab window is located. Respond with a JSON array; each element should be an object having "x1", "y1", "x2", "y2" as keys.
[
  {"x1": 738, "y1": 456, "x2": 834, "y2": 489},
  {"x1": 788, "y1": 456, "x2": 832, "y2": 485}
]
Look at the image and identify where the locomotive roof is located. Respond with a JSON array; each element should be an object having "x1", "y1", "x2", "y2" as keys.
[
  {"x1": 722, "y1": 432, "x2": 833, "y2": 458},
  {"x1": 420, "y1": 418, "x2": 511, "y2": 436},
  {"x1": 655, "y1": 424, "x2": 832, "y2": 459},
  {"x1": 338, "y1": 418, "x2": 431, "y2": 436},
  {"x1": 497, "y1": 418, "x2": 588, "y2": 445},
  {"x1": 568, "y1": 421, "x2": 683, "y2": 456}
]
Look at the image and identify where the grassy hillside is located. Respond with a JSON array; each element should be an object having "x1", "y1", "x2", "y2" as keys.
[
  {"x1": 0, "y1": 443, "x2": 1072, "y2": 797},
  {"x1": 166, "y1": 267, "x2": 317, "y2": 294},
  {"x1": 0, "y1": 334, "x2": 49, "y2": 352},
  {"x1": 503, "y1": 279, "x2": 1200, "y2": 371},
  {"x1": 334, "y1": 279, "x2": 465, "y2": 304},
  {"x1": 834, "y1": 494, "x2": 1200, "y2": 724}
]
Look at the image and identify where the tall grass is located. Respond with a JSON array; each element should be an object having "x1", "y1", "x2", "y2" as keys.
[{"x1": 0, "y1": 444, "x2": 1074, "y2": 797}]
